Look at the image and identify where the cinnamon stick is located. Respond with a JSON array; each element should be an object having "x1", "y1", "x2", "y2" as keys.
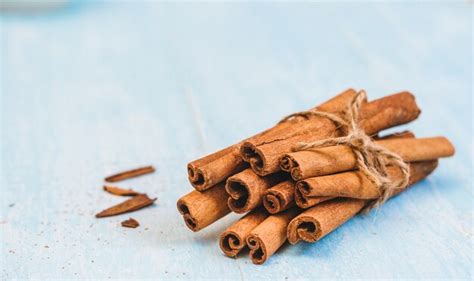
[
  {"x1": 95, "y1": 194, "x2": 156, "y2": 218},
  {"x1": 287, "y1": 198, "x2": 365, "y2": 244},
  {"x1": 287, "y1": 160, "x2": 438, "y2": 244},
  {"x1": 188, "y1": 89, "x2": 358, "y2": 191},
  {"x1": 282, "y1": 136, "x2": 454, "y2": 181},
  {"x1": 296, "y1": 161, "x2": 438, "y2": 200},
  {"x1": 225, "y1": 169, "x2": 288, "y2": 214},
  {"x1": 246, "y1": 208, "x2": 300, "y2": 265},
  {"x1": 103, "y1": 185, "x2": 141, "y2": 196},
  {"x1": 294, "y1": 191, "x2": 333, "y2": 209},
  {"x1": 105, "y1": 166, "x2": 155, "y2": 182},
  {"x1": 262, "y1": 180, "x2": 296, "y2": 214},
  {"x1": 177, "y1": 182, "x2": 230, "y2": 232},
  {"x1": 244, "y1": 92, "x2": 421, "y2": 176},
  {"x1": 219, "y1": 207, "x2": 269, "y2": 257}
]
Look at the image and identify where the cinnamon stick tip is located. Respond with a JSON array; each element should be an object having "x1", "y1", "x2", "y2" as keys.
[
  {"x1": 279, "y1": 155, "x2": 293, "y2": 172},
  {"x1": 262, "y1": 193, "x2": 280, "y2": 214},
  {"x1": 296, "y1": 181, "x2": 310, "y2": 195},
  {"x1": 225, "y1": 178, "x2": 250, "y2": 214},
  {"x1": 219, "y1": 231, "x2": 243, "y2": 257},
  {"x1": 246, "y1": 235, "x2": 267, "y2": 265},
  {"x1": 288, "y1": 216, "x2": 321, "y2": 244}
]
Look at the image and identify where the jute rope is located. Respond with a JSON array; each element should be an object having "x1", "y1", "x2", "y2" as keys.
[{"x1": 281, "y1": 90, "x2": 410, "y2": 211}]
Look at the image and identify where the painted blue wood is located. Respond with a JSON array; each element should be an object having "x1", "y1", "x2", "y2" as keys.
[{"x1": 1, "y1": 2, "x2": 471, "y2": 279}]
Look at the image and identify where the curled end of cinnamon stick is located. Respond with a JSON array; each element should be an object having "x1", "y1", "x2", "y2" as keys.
[
  {"x1": 296, "y1": 180, "x2": 311, "y2": 196},
  {"x1": 262, "y1": 193, "x2": 281, "y2": 214},
  {"x1": 177, "y1": 200, "x2": 199, "y2": 232},
  {"x1": 294, "y1": 185, "x2": 333, "y2": 209},
  {"x1": 240, "y1": 143, "x2": 267, "y2": 176},
  {"x1": 279, "y1": 155, "x2": 295, "y2": 172},
  {"x1": 287, "y1": 216, "x2": 321, "y2": 244},
  {"x1": 294, "y1": 183, "x2": 310, "y2": 208},
  {"x1": 187, "y1": 164, "x2": 207, "y2": 191},
  {"x1": 225, "y1": 178, "x2": 251, "y2": 214},
  {"x1": 219, "y1": 231, "x2": 244, "y2": 257},
  {"x1": 246, "y1": 235, "x2": 268, "y2": 265},
  {"x1": 290, "y1": 167, "x2": 303, "y2": 181}
]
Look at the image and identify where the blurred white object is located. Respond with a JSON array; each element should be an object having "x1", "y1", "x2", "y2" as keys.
[{"x1": 0, "y1": 0, "x2": 69, "y2": 12}]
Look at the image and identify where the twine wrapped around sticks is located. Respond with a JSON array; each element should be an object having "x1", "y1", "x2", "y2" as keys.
[{"x1": 280, "y1": 90, "x2": 410, "y2": 211}]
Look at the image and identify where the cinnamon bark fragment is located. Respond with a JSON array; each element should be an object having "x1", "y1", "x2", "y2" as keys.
[
  {"x1": 105, "y1": 166, "x2": 155, "y2": 182},
  {"x1": 96, "y1": 194, "x2": 156, "y2": 218},
  {"x1": 246, "y1": 208, "x2": 300, "y2": 265},
  {"x1": 262, "y1": 180, "x2": 296, "y2": 214},
  {"x1": 287, "y1": 160, "x2": 438, "y2": 244},
  {"x1": 103, "y1": 185, "x2": 141, "y2": 196},
  {"x1": 225, "y1": 169, "x2": 288, "y2": 214},
  {"x1": 282, "y1": 136, "x2": 454, "y2": 181},
  {"x1": 121, "y1": 218, "x2": 140, "y2": 228},
  {"x1": 188, "y1": 89, "x2": 358, "y2": 191},
  {"x1": 245, "y1": 91, "x2": 422, "y2": 176},
  {"x1": 219, "y1": 207, "x2": 269, "y2": 257},
  {"x1": 177, "y1": 182, "x2": 230, "y2": 232}
]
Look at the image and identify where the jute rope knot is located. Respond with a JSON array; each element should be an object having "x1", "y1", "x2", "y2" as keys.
[{"x1": 281, "y1": 90, "x2": 410, "y2": 211}]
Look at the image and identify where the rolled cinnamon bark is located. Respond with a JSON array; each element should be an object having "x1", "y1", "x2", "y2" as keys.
[
  {"x1": 282, "y1": 136, "x2": 454, "y2": 181},
  {"x1": 246, "y1": 208, "x2": 300, "y2": 265},
  {"x1": 262, "y1": 180, "x2": 295, "y2": 214},
  {"x1": 225, "y1": 169, "x2": 288, "y2": 214},
  {"x1": 177, "y1": 182, "x2": 230, "y2": 232},
  {"x1": 246, "y1": 92, "x2": 421, "y2": 176},
  {"x1": 188, "y1": 146, "x2": 249, "y2": 191},
  {"x1": 219, "y1": 207, "x2": 269, "y2": 257},
  {"x1": 188, "y1": 89, "x2": 358, "y2": 191},
  {"x1": 294, "y1": 190, "x2": 333, "y2": 209},
  {"x1": 287, "y1": 198, "x2": 366, "y2": 244},
  {"x1": 296, "y1": 161, "x2": 437, "y2": 199},
  {"x1": 287, "y1": 160, "x2": 438, "y2": 244}
]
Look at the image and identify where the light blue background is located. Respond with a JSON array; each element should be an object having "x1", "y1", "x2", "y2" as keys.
[{"x1": 1, "y1": 1, "x2": 472, "y2": 279}]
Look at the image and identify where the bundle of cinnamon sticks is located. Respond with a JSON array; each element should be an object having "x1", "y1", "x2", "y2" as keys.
[{"x1": 177, "y1": 89, "x2": 455, "y2": 265}]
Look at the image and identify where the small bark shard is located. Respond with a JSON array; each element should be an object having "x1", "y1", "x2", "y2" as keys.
[
  {"x1": 105, "y1": 166, "x2": 155, "y2": 182},
  {"x1": 103, "y1": 185, "x2": 141, "y2": 196},
  {"x1": 121, "y1": 218, "x2": 140, "y2": 228}
]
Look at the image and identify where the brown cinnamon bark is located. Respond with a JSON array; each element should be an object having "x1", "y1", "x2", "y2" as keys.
[
  {"x1": 95, "y1": 194, "x2": 156, "y2": 218},
  {"x1": 219, "y1": 207, "x2": 269, "y2": 257},
  {"x1": 188, "y1": 89, "x2": 358, "y2": 191},
  {"x1": 103, "y1": 185, "x2": 141, "y2": 196},
  {"x1": 225, "y1": 169, "x2": 288, "y2": 214},
  {"x1": 288, "y1": 198, "x2": 366, "y2": 244},
  {"x1": 121, "y1": 218, "x2": 140, "y2": 228},
  {"x1": 262, "y1": 180, "x2": 296, "y2": 214},
  {"x1": 245, "y1": 92, "x2": 421, "y2": 176},
  {"x1": 294, "y1": 190, "x2": 333, "y2": 209},
  {"x1": 287, "y1": 160, "x2": 438, "y2": 244},
  {"x1": 177, "y1": 182, "x2": 230, "y2": 232},
  {"x1": 105, "y1": 166, "x2": 155, "y2": 182},
  {"x1": 246, "y1": 208, "x2": 300, "y2": 265},
  {"x1": 296, "y1": 161, "x2": 438, "y2": 199},
  {"x1": 282, "y1": 136, "x2": 454, "y2": 181},
  {"x1": 187, "y1": 146, "x2": 249, "y2": 191}
]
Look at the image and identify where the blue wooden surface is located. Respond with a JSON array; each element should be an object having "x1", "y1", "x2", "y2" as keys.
[{"x1": 1, "y1": 2, "x2": 472, "y2": 279}]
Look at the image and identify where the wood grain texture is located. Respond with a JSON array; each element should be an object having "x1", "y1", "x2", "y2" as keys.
[{"x1": 1, "y1": 1, "x2": 471, "y2": 279}]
